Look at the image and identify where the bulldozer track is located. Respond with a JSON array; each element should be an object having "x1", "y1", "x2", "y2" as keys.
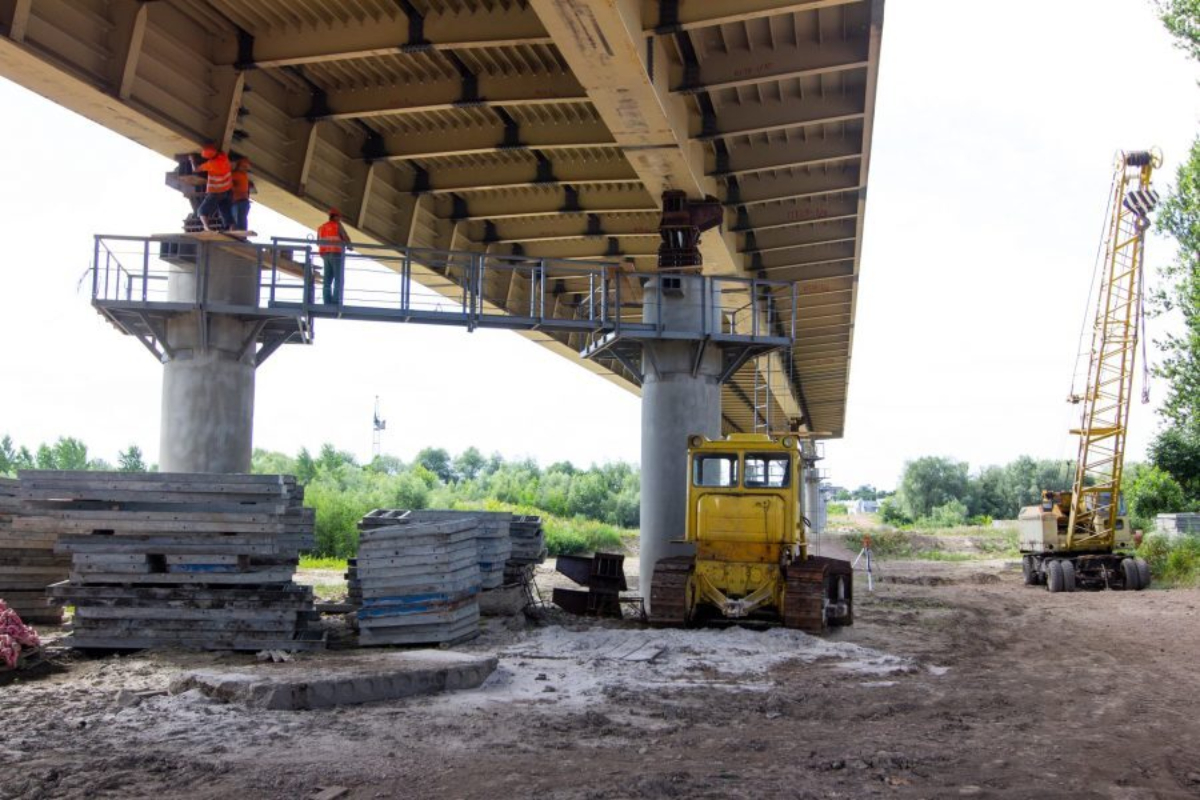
[
  {"x1": 648, "y1": 556, "x2": 694, "y2": 626},
  {"x1": 784, "y1": 556, "x2": 853, "y2": 634}
]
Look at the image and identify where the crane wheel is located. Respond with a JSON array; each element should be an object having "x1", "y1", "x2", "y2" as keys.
[
  {"x1": 1121, "y1": 557, "x2": 1142, "y2": 591},
  {"x1": 1022, "y1": 556, "x2": 1039, "y2": 586},
  {"x1": 1060, "y1": 560, "x2": 1076, "y2": 593},
  {"x1": 648, "y1": 556, "x2": 694, "y2": 626},
  {"x1": 1046, "y1": 560, "x2": 1065, "y2": 593},
  {"x1": 1135, "y1": 558, "x2": 1151, "y2": 590}
]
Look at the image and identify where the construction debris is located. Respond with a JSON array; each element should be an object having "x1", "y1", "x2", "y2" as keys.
[
  {"x1": 29, "y1": 471, "x2": 323, "y2": 651},
  {"x1": 553, "y1": 552, "x2": 630, "y2": 618},
  {"x1": 0, "y1": 599, "x2": 42, "y2": 670},
  {"x1": 0, "y1": 477, "x2": 68, "y2": 625},
  {"x1": 355, "y1": 518, "x2": 482, "y2": 646}
]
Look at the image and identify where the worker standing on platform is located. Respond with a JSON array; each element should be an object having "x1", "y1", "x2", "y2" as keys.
[
  {"x1": 317, "y1": 208, "x2": 351, "y2": 305},
  {"x1": 189, "y1": 144, "x2": 233, "y2": 231},
  {"x1": 229, "y1": 158, "x2": 254, "y2": 232}
]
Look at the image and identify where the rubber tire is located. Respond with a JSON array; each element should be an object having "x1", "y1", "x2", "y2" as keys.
[
  {"x1": 1135, "y1": 558, "x2": 1151, "y2": 590},
  {"x1": 1022, "y1": 556, "x2": 1038, "y2": 586},
  {"x1": 1122, "y1": 557, "x2": 1141, "y2": 591},
  {"x1": 1060, "y1": 560, "x2": 1076, "y2": 593},
  {"x1": 1046, "y1": 560, "x2": 1065, "y2": 593}
]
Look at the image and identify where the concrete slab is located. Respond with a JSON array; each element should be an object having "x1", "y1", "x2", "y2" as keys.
[{"x1": 169, "y1": 650, "x2": 497, "y2": 710}]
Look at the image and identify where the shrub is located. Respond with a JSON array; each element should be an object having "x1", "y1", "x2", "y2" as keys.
[
  {"x1": 827, "y1": 502, "x2": 848, "y2": 517},
  {"x1": 843, "y1": 528, "x2": 914, "y2": 558},
  {"x1": 1138, "y1": 534, "x2": 1200, "y2": 586}
]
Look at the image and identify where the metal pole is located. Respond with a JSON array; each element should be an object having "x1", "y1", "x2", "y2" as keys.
[
  {"x1": 141, "y1": 239, "x2": 150, "y2": 302},
  {"x1": 791, "y1": 281, "x2": 798, "y2": 341},
  {"x1": 538, "y1": 260, "x2": 546, "y2": 322},
  {"x1": 615, "y1": 271, "x2": 622, "y2": 334},
  {"x1": 92, "y1": 237, "x2": 100, "y2": 300},
  {"x1": 269, "y1": 244, "x2": 278, "y2": 305}
]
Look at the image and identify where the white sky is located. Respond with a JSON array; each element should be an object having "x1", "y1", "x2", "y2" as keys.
[{"x1": 0, "y1": 0, "x2": 1196, "y2": 489}]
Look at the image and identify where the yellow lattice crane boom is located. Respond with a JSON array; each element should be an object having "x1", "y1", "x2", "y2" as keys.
[{"x1": 1019, "y1": 149, "x2": 1162, "y2": 593}]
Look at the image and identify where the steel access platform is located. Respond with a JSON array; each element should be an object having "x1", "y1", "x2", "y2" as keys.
[{"x1": 90, "y1": 234, "x2": 797, "y2": 383}]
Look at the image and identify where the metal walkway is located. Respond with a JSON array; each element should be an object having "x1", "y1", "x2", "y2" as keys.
[{"x1": 91, "y1": 234, "x2": 795, "y2": 382}]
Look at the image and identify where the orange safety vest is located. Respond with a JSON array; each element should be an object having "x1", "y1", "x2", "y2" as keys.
[
  {"x1": 230, "y1": 171, "x2": 251, "y2": 202},
  {"x1": 317, "y1": 220, "x2": 344, "y2": 254},
  {"x1": 198, "y1": 153, "x2": 232, "y2": 194}
]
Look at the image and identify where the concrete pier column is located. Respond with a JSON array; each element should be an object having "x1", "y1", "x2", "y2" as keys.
[
  {"x1": 639, "y1": 276, "x2": 723, "y2": 605},
  {"x1": 158, "y1": 245, "x2": 260, "y2": 473}
]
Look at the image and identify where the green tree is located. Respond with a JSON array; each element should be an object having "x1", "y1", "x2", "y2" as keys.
[
  {"x1": 896, "y1": 456, "x2": 970, "y2": 519},
  {"x1": 1148, "y1": 426, "x2": 1200, "y2": 499},
  {"x1": 0, "y1": 435, "x2": 26, "y2": 476},
  {"x1": 1158, "y1": 0, "x2": 1200, "y2": 59},
  {"x1": 453, "y1": 447, "x2": 485, "y2": 481},
  {"x1": 1124, "y1": 463, "x2": 1187, "y2": 530},
  {"x1": 850, "y1": 484, "x2": 878, "y2": 501},
  {"x1": 415, "y1": 447, "x2": 454, "y2": 483},
  {"x1": 1150, "y1": 1, "x2": 1200, "y2": 507},
  {"x1": 118, "y1": 445, "x2": 147, "y2": 472}
]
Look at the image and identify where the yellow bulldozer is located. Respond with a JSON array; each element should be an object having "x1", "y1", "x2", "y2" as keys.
[{"x1": 648, "y1": 433, "x2": 853, "y2": 633}]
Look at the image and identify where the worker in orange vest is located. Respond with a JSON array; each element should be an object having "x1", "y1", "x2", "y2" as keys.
[
  {"x1": 189, "y1": 143, "x2": 233, "y2": 231},
  {"x1": 317, "y1": 209, "x2": 351, "y2": 305},
  {"x1": 228, "y1": 158, "x2": 254, "y2": 232}
]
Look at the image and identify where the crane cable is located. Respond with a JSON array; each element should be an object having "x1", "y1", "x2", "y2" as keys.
[{"x1": 1068, "y1": 167, "x2": 1119, "y2": 404}]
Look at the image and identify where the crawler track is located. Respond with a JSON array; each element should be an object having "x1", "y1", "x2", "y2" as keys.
[
  {"x1": 784, "y1": 557, "x2": 854, "y2": 633},
  {"x1": 648, "y1": 556, "x2": 694, "y2": 626}
]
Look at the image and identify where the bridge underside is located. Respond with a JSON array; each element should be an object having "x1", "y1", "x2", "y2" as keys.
[{"x1": 0, "y1": 0, "x2": 882, "y2": 438}]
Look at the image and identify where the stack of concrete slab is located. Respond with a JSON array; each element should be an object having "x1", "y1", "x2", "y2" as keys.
[
  {"x1": 356, "y1": 518, "x2": 481, "y2": 646},
  {"x1": 1157, "y1": 513, "x2": 1200, "y2": 540},
  {"x1": 0, "y1": 477, "x2": 68, "y2": 626},
  {"x1": 505, "y1": 515, "x2": 546, "y2": 584},
  {"x1": 401, "y1": 510, "x2": 512, "y2": 589},
  {"x1": 21, "y1": 471, "x2": 324, "y2": 651}
]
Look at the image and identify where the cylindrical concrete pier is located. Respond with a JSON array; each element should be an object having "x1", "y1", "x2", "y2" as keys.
[
  {"x1": 639, "y1": 276, "x2": 723, "y2": 607},
  {"x1": 159, "y1": 244, "x2": 260, "y2": 473}
]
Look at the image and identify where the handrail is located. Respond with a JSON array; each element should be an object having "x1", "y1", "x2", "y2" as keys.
[{"x1": 88, "y1": 234, "x2": 797, "y2": 345}]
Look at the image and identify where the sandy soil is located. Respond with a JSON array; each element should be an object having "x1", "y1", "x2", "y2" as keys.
[{"x1": 3, "y1": 548, "x2": 1200, "y2": 800}]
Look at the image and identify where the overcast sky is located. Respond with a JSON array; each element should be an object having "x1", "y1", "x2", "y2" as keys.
[{"x1": 0, "y1": 0, "x2": 1196, "y2": 489}]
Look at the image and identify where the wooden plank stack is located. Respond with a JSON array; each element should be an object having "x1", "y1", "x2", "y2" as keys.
[
  {"x1": 356, "y1": 518, "x2": 482, "y2": 646},
  {"x1": 0, "y1": 477, "x2": 68, "y2": 626},
  {"x1": 16, "y1": 471, "x2": 324, "y2": 651},
  {"x1": 505, "y1": 515, "x2": 547, "y2": 584}
]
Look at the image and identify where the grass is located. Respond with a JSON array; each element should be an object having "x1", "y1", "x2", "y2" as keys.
[
  {"x1": 298, "y1": 555, "x2": 348, "y2": 571},
  {"x1": 1138, "y1": 534, "x2": 1200, "y2": 587},
  {"x1": 841, "y1": 524, "x2": 1020, "y2": 562}
]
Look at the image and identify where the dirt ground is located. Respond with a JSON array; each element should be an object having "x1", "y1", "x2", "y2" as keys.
[{"x1": 3, "y1": 542, "x2": 1200, "y2": 800}]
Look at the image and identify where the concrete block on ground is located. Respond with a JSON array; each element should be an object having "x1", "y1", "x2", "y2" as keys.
[{"x1": 169, "y1": 650, "x2": 498, "y2": 710}]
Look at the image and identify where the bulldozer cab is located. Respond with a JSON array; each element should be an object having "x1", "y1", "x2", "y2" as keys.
[{"x1": 685, "y1": 434, "x2": 805, "y2": 563}]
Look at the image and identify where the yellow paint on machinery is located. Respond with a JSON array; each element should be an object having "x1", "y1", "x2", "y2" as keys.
[
  {"x1": 649, "y1": 433, "x2": 852, "y2": 632},
  {"x1": 688, "y1": 434, "x2": 801, "y2": 618}
]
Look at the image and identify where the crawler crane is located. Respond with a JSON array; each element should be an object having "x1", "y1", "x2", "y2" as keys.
[{"x1": 1019, "y1": 149, "x2": 1162, "y2": 592}]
